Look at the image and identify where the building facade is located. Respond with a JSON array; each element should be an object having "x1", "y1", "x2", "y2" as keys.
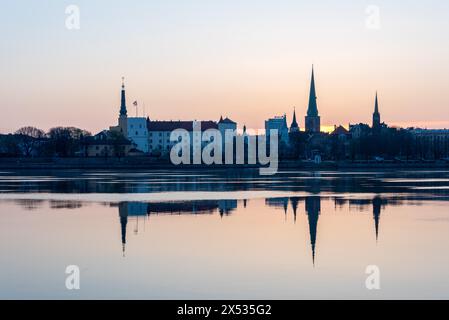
[
  {"x1": 410, "y1": 129, "x2": 449, "y2": 159},
  {"x1": 127, "y1": 117, "x2": 148, "y2": 153},
  {"x1": 265, "y1": 115, "x2": 289, "y2": 145},
  {"x1": 147, "y1": 120, "x2": 218, "y2": 156}
]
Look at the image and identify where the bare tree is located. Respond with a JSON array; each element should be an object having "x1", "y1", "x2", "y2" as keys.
[
  {"x1": 15, "y1": 126, "x2": 45, "y2": 138},
  {"x1": 14, "y1": 126, "x2": 46, "y2": 157}
]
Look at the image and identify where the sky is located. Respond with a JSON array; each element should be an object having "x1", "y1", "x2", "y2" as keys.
[{"x1": 1, "y1": 0, "x2": 449, "y2": 134}]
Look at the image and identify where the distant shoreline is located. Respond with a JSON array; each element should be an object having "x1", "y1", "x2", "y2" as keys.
[{"x1": 0, "y1": 157, "x2": 448, "y2": 170}]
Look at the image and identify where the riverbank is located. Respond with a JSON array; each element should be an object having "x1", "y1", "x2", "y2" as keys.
[{"x1": 1, "y1": 157, "x2": 448, "y2": 170}]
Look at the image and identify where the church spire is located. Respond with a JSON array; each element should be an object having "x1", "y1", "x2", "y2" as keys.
[
  {"x1": 307, "y1": 66, "x2": 318, "y2": 117},
  {"x1": 120, "y1": 77, "x2": 127, "y2": 117},
  {"x1": 374, "y1": 91, "x2": 379, "y2": 114},
  {"x1": 305, "y1": 66, "x2": 321, "y2": 133},
  {"x1": 290, "y1": 107, "x2": 299, "y2": 132},
  {"x1": 372, "y1": 91, "x2": 381, "y2": 133}
]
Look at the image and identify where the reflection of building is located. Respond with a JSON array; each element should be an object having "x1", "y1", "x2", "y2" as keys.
[
  {"x1": 218, "y1": 200, "x2": 238, "y2": 217},
  {"x1": 116, "y1": 200, "x2": 238, "y2": 255},
  {"x1": 305, "y1": 196, "x2": 321, "y2": 266},
  {"x1": 334, "y1": 196, "x2": 386, "y2": 242},
  {"x1": 290, "y1": 197, "x2": 300, "y2": 223},
  {"x1": 265, "y1": 197, "x2": 289, "y2": 216}
]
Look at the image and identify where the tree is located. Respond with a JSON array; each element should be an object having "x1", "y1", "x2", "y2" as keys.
[
  {"x1": 46, "y1": 127, "x2": 91, "y2": 157},
  {"x1": 109, "y1": 130, "x2": 129, "y2": 158},
  {"x1": 14, "y1": 126, "x2": 46, "y2": 157}
]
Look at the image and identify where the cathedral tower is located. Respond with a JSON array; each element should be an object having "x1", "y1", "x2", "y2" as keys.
[{"x1": 305, "y1": 66, "x2": 321, "y2": 133}]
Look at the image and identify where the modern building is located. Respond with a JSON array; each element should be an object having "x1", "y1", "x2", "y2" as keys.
[
  {"x1": 265, "y1": 114, "x2": 289, "y2": 145},
  {"x1": 305, "y1": 66, "x2": 321, "y2": 133}
]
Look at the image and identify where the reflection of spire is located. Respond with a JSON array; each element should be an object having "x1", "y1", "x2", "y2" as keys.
[
  {"x1": 290, "y1": 197, "x2": 299, "y2": 223},
  {"x1": 119, "y1": 203, "x2": 128, "y2": 257},
  {"x1": 134, "y1": 216, "x2": 139, "y2": 235},
  {"x1": 372, "y1": 196, "x2": 382, "y2": 242},
  {"x1": 283, "y1": 198, "x2": 288, "y2": 221},
  {"x1": 305, "y1": 196, "x2": 321, "y2": 266}
]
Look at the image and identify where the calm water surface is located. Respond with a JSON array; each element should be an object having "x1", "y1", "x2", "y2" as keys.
[{"x1": 1, "y1": 169, "x2": 449, "y2": 299}]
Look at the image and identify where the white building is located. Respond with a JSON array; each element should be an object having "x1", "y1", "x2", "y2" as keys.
[
  {"x1": 127, "y1": 117, "x2": 148, "y2": 153},
  {"x1": 147, "y1": 120, "x2": 221, "y2": 156}
]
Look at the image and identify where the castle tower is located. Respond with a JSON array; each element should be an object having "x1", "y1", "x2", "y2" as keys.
[
  {"x1": 305, "y1": 66, "x2": 321, "y2": 133},
  {"x1": 372, "y1": 92, "x2": 381, "y2": 134},
  {"x1": 118, "y1": 77, "x2": 128, "y2": 136}
]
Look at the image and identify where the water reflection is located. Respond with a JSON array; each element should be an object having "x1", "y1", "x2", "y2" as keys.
[
  {"x1": 2, "y1": 170, "x2": 449, "y2": 298},
  {"x1": 109, "y1": 195, "x2": 390, "y2": 266},
  {"x1": 2, "y1": 169, "x2": 449, "y2": 197}
]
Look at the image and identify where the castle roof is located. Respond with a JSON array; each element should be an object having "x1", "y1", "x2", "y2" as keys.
[{"x1": 147, "y1": 120, "x2": 218, "y2": 132}]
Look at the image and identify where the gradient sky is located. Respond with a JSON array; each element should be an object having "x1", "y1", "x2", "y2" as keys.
[{"x1": 1, "y1": 0, "x2": 449, "y2": 134}]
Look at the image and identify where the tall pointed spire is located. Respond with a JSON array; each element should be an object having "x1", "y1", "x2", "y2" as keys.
[
  {"x1": 290, "y1": 107, "x2": 299, "y2": 132},
  {"x1": 305, "y1": 65, "x2": 321, "y2": 133},
  {"x1": 374, "y1": 91, "x2": 379, "y2": 114},
  {"x1": 372, "y1": 91, "x2": 381, "y2": 133},
  {"x1": 307, "y1": 66, "x2": 318, "y2": 117},
  {"x1": 120, "y1": 77, "x2": 127, "y2": 117}
]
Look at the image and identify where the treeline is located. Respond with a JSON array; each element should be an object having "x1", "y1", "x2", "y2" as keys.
[
  {"x1": 287, "y1": 126, "x2": 449, "y2": 161},
  {"x1": 0, "y1": 126, "x2": 91, "y2": 157}
]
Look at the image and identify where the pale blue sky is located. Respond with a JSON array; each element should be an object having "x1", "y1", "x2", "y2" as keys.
[{"x1": 1, "y1": 0, "x2": 449, "y2": 133}]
